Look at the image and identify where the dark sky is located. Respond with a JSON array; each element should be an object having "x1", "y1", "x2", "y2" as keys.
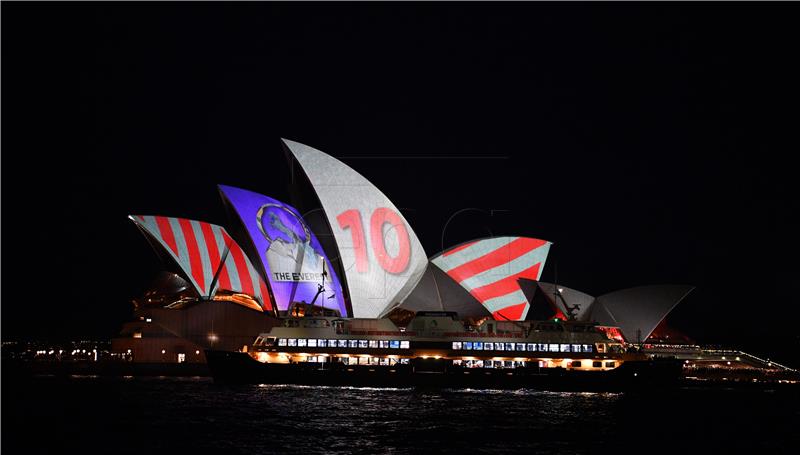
[{"x1": 3, "y1": 3, "x2": 799, "y2": 363}]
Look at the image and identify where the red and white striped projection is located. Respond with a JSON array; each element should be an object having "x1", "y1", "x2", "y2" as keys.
[
  {"x1": 130, "y1": 215, "x2": 273, "y2": 312},
  {"x1": 431, "y1": 237, "x2": 551, "y2": 321}
]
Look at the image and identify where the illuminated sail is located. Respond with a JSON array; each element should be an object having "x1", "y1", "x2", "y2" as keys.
[
  {"x1": 431, "y1": 237, "x2": 551, "y2": 320},
  {"x1": 283, "y1": 139, "x2": 428, "y2": 318},
  {"x1": 218, "y1": 185, "x2": 347, "y2": 316},
  {"x1": 129, "y1": 215, "x2": 274, "y2": 313}
]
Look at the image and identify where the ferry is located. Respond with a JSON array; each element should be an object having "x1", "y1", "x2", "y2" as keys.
[{"x1": 205, "y1": 312, "x2": 682, "y2": 390}]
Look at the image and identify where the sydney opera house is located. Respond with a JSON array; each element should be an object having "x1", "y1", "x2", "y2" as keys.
[{"x1": 112, "y1": 139, "x2": 694, "y2": 364}]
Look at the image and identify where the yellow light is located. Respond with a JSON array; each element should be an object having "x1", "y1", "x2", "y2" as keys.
[{"x1": 195, "y1": 350, "x2": 200, "y2": 355}]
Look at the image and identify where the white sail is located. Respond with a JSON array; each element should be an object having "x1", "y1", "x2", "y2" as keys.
[{"x1": 283, "y1": 139, "x2": 428, "y2": 318}]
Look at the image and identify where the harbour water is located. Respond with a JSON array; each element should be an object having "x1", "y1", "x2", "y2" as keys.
[{"x1": 3, "y1": 375, "x2": 798, "y2": 454}]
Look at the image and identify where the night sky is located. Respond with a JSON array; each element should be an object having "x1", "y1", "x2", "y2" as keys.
[{"x1": 3, "y1": 3, "x2": 799, "y2": 364}]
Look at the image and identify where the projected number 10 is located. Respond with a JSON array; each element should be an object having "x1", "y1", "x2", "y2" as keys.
[{"x1": 337, "y1": 208, "x2": 411, "y2": 274}]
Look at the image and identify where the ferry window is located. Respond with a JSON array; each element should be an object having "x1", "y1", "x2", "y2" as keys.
[
  {"x1": 474, "y1": 360, "x2": 484, "y2": 368},
  {"x1": 380, "y1": 340, "x2": 390, "y2": 348},
  {"x1": 538, "y1": 343, "x2": 548, "y2": 352},
  {"x1": 515, "y1": 361, "x2": 525, "y2": 368},
  {"x1": 400, "y1": 358, "x2": 410, "y2": 365},
  {"x1": 380, "y1": 358, "x2": 390, "y2": 366},
  {"x1": 370, "y1": 357, "x2": 380, "y2": 365},
  {"x1": 297, "y1": 339, "x2": 307, "y2": 347},
  {"x1": 605, "y1": 361, "x2": 615, "y2": 368},
  {"x1": 348, "y1": 340, "x2": 358, "y2": 348},
  {"x1": 452, "y1": 359, "x2": 463, "y2": 366},
  {"x1": 288, "y1": 339, "x2": 297, "y2": 347},
  {"x1": 308, "y1": 339, "x2": 317, "y2": 348},
  {"x1": 505, "y1": 343, "x2": 514, "y2": 351},
  {"x1": 390, "y1": 340, "x2": 400, "y2": 349},
  {"x1": 485, "y1": 360, "x2": 494, "y2": 368},
  {"x1": 504, "y1": 361, "x2": 513, "y2": 368},
  {"x1": 464, "y1": 342, "x2": 473, "y2": 350},
  {"x1": 358, "y1": 357, "x2": 369, "y2": 365},
  {"x1": 389, "y1": 358, "x2": 399, "y2": 366},
  {"x1": 473, "y1": 342, "x2": 483, "y2": 350},
  {"x1": 369, "y1": 340, "x2": 379, "y2": 348},
  {"x1": 254, "y1": 337, "x2": 264, "y2": 346},
  {"x1": 571, "y1": 361, "x2": 582, "y2": 368},
  {"x1": 596, "y1": 344, "x2": 606, "y2": 353},
  {"x1": 317, "y1": 339, "x2": 327, "y2": 348},
  {"x1": 465, "y1": 359, "x2": 474, "y2": 368},
  {"x1": 549, "y1": 344, "x2": 559, "y2": 352},
  {"x1": 495, "y1": 343, "x2": 504, "y2": 351},
  {"x1": 278, "y1": 339, "x2": 287, "y2": 347},
  {"x1": 338, "y1": 340, "x2": 348, "y2": 348},
  {"x1": 484, "y1": 342, "x2": 494, "y2": 350},
  {"x1": 527, "y1": 343, "x2": 536, "y2": 351},
  {"x1": 593, "y1": 361, "x2": 602, "y2": 368},
  {"x1": 571, "y1": 344, "x2": 581, "y2": 353},
  {"x1": 400, "y1": 341, "x2": 410, "y2": 349},
  {"x1": 583, "y1": 344, "x2": 593, "y2": 353},
  {"x1": 516, "y1": 343, "x2": 526, "y2": 351},
  {"x1": 358, "y1": 340, "x2": 369, "y2": 348},
  {"x1": 560, "y1": 344, "x2": 570, "y2": 353},
  {"x1": 452, "y1": 342, "x2": 463, "y2": 350}
]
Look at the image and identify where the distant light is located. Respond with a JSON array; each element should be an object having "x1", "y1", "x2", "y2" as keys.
[
  {"x1": 727, "y1": 361, "x2": 731, "y2": 365},
  {"x1": 195, "y1": 350, "x2": 200, "y2": 355},
  {"x1": 558, "y1": 288, "x2": 564, "y2": 293},
  {"x1": 161, "y1": 349, "x2": 166, "y2": 354},
  {"x1": 735, "y1": 357, "x2": 741, "y2": 361},
  {"x1": 146, "y1": 318, "x2": 152, "y2": 323},
  {"x1": 127, "y1": 349, "x2": 132, "y2": 354}
]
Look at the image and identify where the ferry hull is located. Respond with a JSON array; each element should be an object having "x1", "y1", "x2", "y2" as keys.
[{"x1": 205, "y1": 350, "x2": 681, "y2": 391}]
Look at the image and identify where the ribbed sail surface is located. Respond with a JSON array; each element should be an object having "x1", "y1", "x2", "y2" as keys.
[
  {"x1": 218, "y1": 185, "x2": 347, "y2": 316},
  {"x1": 129, "y1": 215, "x2": 273, "y2": 312},
  {"x1": 431, "y1": 237, "x2": 551, "y2": 321},
  {"x1": 283, "y1": 139, "x2": 428, "y2": 318},
  {"x1": 590, "y1": 285, "x2": 694, "y2": 343}
]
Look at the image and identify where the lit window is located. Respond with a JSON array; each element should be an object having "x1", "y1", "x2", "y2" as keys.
[
  {"x1": 370, "y1": 357, "x2": 380, "y2": 366},
  {"x1": 133, "y1": 332, "x2": 142, "y2": 339},
  {"x1": 318, "y1": 339, "x2": 327, "y2": 348},
  {"x1": 593, "y1": 361, "x2": 602, "y2": 368},
  {"x1": 400, "y1": 358, "x2": 410, "y2": 364},
  {"x1": 380, "y1": 340, "x2": 390, "y2": 348},
  {"x1": 538, "y1": 343, "x2": 548, "y2": 352},
  {"x1": 516, "y1": 343, "x2": 526, "y2": 352},
  {"x1": 358, "y1": 340, "x2": 369, "y2": 348},
  {"x1": 390, "y1": 340, "x2": 400, "y2": 349},
  {"x1": 358, "y1": 357, "x2": 369, "y2": 365},
  {"x1": 379, "y1": 358, "x2": 390, "y2": 366},
  {"x1": 504, "y1": 361, "x2": 513, "y2": 368},
  {"x1": 485, "y1": 360, "x2": 494, "y2": 368},
  {"x1": 288, "y1": 339, "x2": 297, "y2": 347},
  {"x1": 400, "y1": 341, "x2": 410, "y2": 349},
  {"x1": 571, "y1": 360, "x2": 582, "y2": 368},
  {"x1": 560, "y1": 344, "x2": 570, "y2": 353},
  {"x1": 527, "y1": 343, "x2": 536, "y2": 351},
  {"x1": 177, "y1": 353, "x2": 185, "y2": 363},
  {"x1": 549, "y1": 344, "x2": 559, "y2": 352},
  {"x1": 307, "y1": 339, "x2": 317, "y2": 348},
  {"x1": 505, "y1": 343, "x2": 514, "y2": 351},
  {"x1": 584, "y1": 344, "x2": 593, "y2": 353},
  {"x1": 337, "y1": 340, "x2": 348, "y2": 348},
  {"x1": 348, "y1": 340, "x2": 358, "y2": 348},
  {"x1": 452, "y1": 359, "x2": 463, "y2": 366},
  {"x1": 605, "y1": 361, "x2": 615, "y2": 368},
  {"x1": 571, "y1": 344, "x2": 581, "y2": 353},
  {"x1": 473, "y1": 341, "x2": 483, "y2": 350},
  {"x1": 452, "y1": 342, "x2": 463, "y2": 350},
  {"x1": 474, "y1": 360, "x2": 484, "y2": 368},
  {"x1": 369, "y1": 340, "x2": 379, "y2": 348},
  {"x1": 495, "y1": 343, "x2": 504, "y2": 351},
  {"x1": 464, "y1": 342, "x2": 473, "y2": 350},
  {"x1": 297, "y1": 339, "x2": 307, "y2": 347}
]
